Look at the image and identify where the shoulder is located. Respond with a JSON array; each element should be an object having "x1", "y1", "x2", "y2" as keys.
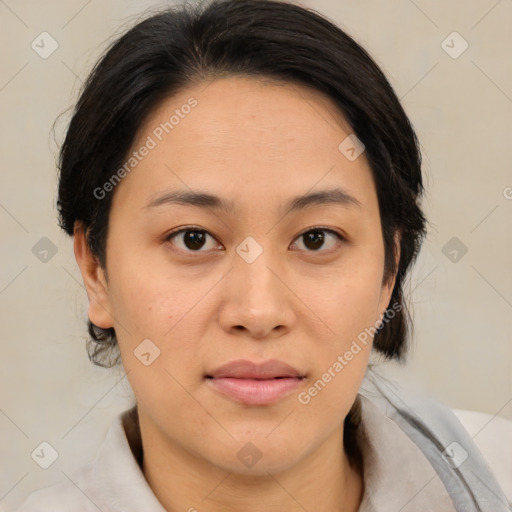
[
  {"x1": 358, "y1": 369, "x2": 511, "y2": 510},
  {"x1": 452, "y1": 408, "x2": 512, "y2": 505},
  {"x1": 14, "y1": 405, "x2": 160, "y2": 512},
  {"x1": 15, "y1": 465, "x2": 101, "y2": 512},
  {"x1": 14, "y1": 409, "x2": 133, "y2": 512}
]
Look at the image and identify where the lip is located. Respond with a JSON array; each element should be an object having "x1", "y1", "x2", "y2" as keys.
[
  {"x1": 208, "y1": 359, "x2": 303, "y2": 380},
  {"x1": 206, "y1": 359, "x2": 305, "y2": 405}
]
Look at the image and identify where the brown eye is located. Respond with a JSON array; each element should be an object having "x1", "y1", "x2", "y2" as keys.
[
  {"x1": 166, "y1": 228, "x2": 219, "y2": 252},
  {"x1": 291, "y1": 228, "x2": 344, "y2": 252}
]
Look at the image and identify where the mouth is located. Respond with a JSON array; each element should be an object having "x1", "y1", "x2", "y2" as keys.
[{"x1": 205, "y1": 359, "x2": 306, "y2": 405}]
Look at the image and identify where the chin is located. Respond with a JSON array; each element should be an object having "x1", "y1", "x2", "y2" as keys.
[{"x1": 202, "y1": 433, "x2": 309, "y2": 477}]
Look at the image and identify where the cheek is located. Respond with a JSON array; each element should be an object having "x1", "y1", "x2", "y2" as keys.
[
  {"x1": 106, "y1": 249, "x2": 189, "y2": 339},
  {"x1": 320, "y1": 260, "x2": 385, "y2": 344},
  {"x1": 300, "y1": 253, "x2": 384, "y2": 408},
  {"x1": 105, "y1": 255, "x2": 208, "y2": 384},
  {"x1": 297, "y1": 275, "x2": 379, "y2": 423}
]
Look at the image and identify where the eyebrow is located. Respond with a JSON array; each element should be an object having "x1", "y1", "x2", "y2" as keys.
[{"x1": 143, "y1": 187, "x2": 362, "y2": 214}]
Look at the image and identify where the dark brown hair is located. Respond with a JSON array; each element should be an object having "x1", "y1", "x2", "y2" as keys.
[{"x1": 57, "y1": 0, "x2": 427, "y2": 368}]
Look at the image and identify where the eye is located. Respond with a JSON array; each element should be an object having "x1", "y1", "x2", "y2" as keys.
[
  {"x1": 290, "y1": 227, "x2": 345, "y2": 253},
  {"x1": 165, "y1": 227, "x2": 221, "y2": 252},
  {"x1": 164, "y1": 226, "x2": 345, "y2": 254}
]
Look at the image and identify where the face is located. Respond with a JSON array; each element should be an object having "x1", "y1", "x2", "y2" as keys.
[{"x1": 75, "y1": 76, "x2": 398, "y2": 476}]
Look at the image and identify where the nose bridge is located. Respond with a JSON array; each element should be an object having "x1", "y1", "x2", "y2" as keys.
[
  {"x1": 235, "y1": 236, "x2": 281, "y2": 305},
  {"x1": 221, "y1": 235, "x2": 292, "y2": 336}
]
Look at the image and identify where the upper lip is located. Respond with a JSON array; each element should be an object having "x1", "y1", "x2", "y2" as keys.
[{"x1": 207, "y1": 359, "x2": 304, "y2": 379}]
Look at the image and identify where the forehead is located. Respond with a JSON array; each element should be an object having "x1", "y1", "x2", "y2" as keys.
[
  {"x1": 112, "y1": 75, "x2": 376, "y2": 213},
  {"x1": 138, "y1": 75, "x2": 356, "y2": 154}
]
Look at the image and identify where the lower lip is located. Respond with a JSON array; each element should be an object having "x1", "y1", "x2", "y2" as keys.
[{"x1": 206, "y1": 377, "x2": 303, "y2": 405}]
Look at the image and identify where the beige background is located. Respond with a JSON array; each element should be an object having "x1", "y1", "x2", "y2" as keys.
[{"x1": 1, "y1": 0, "x2": 511, "y2": 509}]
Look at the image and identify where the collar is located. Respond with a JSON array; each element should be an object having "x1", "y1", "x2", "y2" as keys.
[
  {"x1": 89, "y1": 394, "x2": 457, "y2": 512},
  {"x1": 356, "y1": 393, "x2": 456, "y2": 512},
  {"x1": 90, "y1": 406, "x2": 166, "y2": 511}
]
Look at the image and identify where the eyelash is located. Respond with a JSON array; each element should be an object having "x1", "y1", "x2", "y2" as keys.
[{"x1": 164, "y1": 226, "x2": 346, "y2": 254}]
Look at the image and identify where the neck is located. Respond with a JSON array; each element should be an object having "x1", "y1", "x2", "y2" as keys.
[{"x1": 139, "y1": 416, "x2": 363, "y2": 512}]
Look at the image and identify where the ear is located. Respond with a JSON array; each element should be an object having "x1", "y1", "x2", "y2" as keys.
[
  {"x1": 73, "y1": 221, "x2": 114, "y2": 329},
  {"x1": 377, "y1": 229, "x2": 401, "y2": 319}
]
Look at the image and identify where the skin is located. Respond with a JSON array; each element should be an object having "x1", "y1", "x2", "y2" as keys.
[{"x1": 74, "y1": 76, "x2": 399, "y2": 512}]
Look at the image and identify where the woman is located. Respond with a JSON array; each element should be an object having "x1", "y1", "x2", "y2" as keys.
[{"x1": 16, "y1": 0, "x2": 510, "y2": 510}]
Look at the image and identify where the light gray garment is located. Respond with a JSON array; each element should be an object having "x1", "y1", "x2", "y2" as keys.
[
  {"x1": 15, "y1": 370, "x2": 511, "y2": 511},
  {"x1": 357, "y1": 370, "x2": 511, "y2": 511}
]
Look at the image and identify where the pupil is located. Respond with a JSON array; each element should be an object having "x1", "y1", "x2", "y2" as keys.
[
  {"x1": 182, "y1": 230, "x2": 325, "y2": 251},
  {"x1": 185, "y1": 230, "x2": 206, "y2": 250},
  {"x1": 305, "y1": 230, "x2": 324, "y2": 250}
]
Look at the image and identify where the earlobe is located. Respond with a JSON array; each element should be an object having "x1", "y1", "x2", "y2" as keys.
[{"x1": 73, "y1": 221, "x2": 114, "y2": 329}]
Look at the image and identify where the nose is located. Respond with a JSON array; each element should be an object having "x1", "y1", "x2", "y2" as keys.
[{"x1": 218, "y1": 247, "x2": 295, "y2": 340}]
